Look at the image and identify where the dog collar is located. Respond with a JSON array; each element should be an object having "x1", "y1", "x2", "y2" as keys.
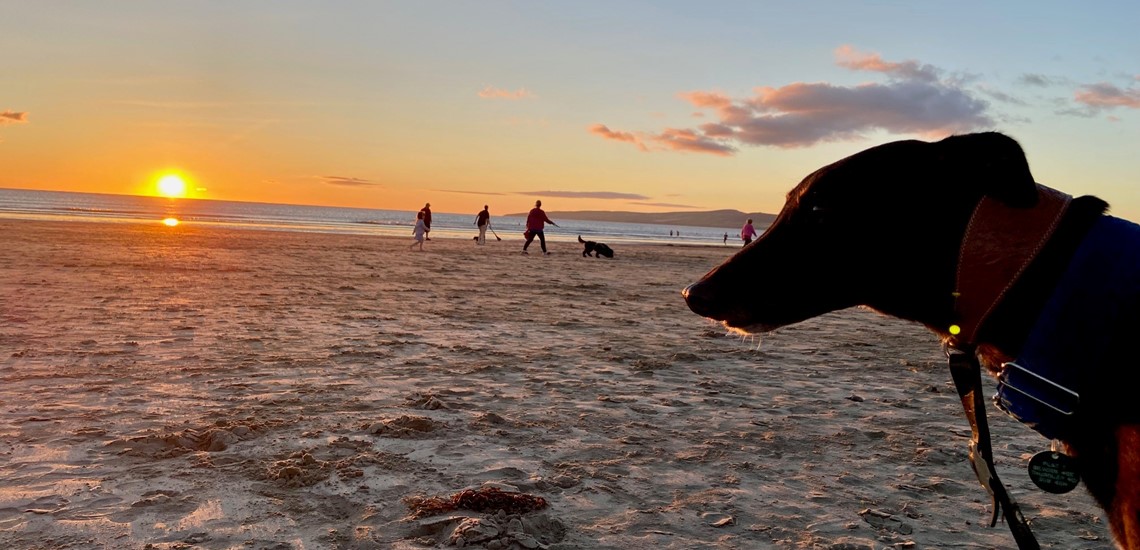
[{"x1": 951, "y1": 185, "x2": 1072, "y2": 345}]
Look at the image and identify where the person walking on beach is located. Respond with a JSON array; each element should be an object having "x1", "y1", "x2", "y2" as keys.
[
  {"x1": 723, "y1": 232, "x2": 728, "y2": 245},
  {"x1": 419, "y1": 203, "x2": 432, "y2": 240},
  {"x1": 475, "y1": 205, "x2": 491, "y2": 245},
  {"x1": 410, "y1": 211, "x2": 427, "y2": 251},
  {"x1": 741, "y1": 218, "x2": 758, "y2": 246},
  {"x1": 523, "y1": 200, "x2": 558, "y2": 255}
]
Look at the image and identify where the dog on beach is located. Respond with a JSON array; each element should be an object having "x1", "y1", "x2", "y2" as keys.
[
  {"x1": 683, "y1": 132, "x2": 1140, "y2": 549},
  {"x1": 578, "y1": 235, "x2": 614, "y2": 258}
]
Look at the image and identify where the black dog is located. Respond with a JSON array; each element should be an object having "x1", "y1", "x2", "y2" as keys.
[
  {"x1": 578, "y1": 235, "x2": 614, "y2": 258},
  {"x1": 684, "y1": 132, "x2": 1140, "y2": 549}
]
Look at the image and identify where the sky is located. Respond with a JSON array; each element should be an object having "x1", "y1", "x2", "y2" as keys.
[{"x1": 2, "y1": 1, "x2": 1139, "y2": 218}]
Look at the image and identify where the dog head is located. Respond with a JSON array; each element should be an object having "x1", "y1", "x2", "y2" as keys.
[{"x1": 684, "y1": 132, "x2": 1041, "y2": 334}]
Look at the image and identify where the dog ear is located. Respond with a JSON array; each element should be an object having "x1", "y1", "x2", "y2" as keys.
[{"x1": 936, "y1": 132, "x2": 1039, "y2": 207}]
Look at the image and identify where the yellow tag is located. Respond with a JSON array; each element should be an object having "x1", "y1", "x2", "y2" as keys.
[{"x1": 948, "y1": 324, "x2": 961, "y2": 335}]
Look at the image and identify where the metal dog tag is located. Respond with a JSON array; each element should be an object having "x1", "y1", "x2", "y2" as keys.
[{"x1": 1028, "y1": 451, "x2": 1080, "y2": 494}]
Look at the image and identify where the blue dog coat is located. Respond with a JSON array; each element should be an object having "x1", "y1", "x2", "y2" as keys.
[{"x1": 996, "y1": 215, "x2": 1140, "y2": 440}]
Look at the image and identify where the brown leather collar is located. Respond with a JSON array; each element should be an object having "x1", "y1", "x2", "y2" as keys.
[{"x1": 951, "y1": 185, "x2": 1072, "y2": 345}]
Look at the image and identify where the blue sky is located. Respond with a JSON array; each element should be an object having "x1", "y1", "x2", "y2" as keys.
[{"x1": 1, "y1": 1, "x2": 1138, "y2": 217}]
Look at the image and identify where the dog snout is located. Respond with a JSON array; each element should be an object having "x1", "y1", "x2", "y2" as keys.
[{"x1": 682, "y1": 281, "x2": 716, "y2": 318}]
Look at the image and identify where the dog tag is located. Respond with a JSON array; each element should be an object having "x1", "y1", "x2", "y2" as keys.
[{"x1": 1028, "y1": 451, "x2": 1080, "y2": 494}]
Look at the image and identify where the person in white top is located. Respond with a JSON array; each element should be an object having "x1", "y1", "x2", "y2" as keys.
[{"x1": 410, "y1": 211, "x2": 427, "y2": 251}]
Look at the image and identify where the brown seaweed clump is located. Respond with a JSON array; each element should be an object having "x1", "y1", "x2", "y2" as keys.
[{"x1": 404, "y1": 486, "x2": 548, "y2": 518}]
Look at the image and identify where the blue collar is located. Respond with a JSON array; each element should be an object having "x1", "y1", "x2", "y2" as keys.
[{"x1": 996, "y1": 215, "x2": 1140, "y2": 439}]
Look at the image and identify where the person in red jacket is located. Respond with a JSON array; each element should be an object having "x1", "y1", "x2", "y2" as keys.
[{"x1": 523, "y1": 200, "x2": 558, "y2": 255}]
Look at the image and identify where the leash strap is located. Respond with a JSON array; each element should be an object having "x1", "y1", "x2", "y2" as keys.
[{"x1": 946, "y1": 345, "x2": 1039, "y2": 550}]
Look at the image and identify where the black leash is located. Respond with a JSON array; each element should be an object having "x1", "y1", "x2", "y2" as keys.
[{"x1": 946, "y1": 345, "x2": 1040, "y2": 550}]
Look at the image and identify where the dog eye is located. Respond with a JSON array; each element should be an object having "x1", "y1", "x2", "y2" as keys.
[{"x1": 804, "y1": 205, "x2": 836, "y2": 226}]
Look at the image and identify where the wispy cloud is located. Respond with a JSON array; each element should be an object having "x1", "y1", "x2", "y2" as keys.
[
  {"x1": 320, "y1": 176, "x2": 381, "y2": 187},
  {"x1": 649, "y1": 127, "x2": 736, "y2": 156},
  {"x1": 1, "y1": 110, "x2": 29, "y2": 125},
  {"x1": 520, "y1": 190, "x2": 651, "y2": 200},
  {"x1": 833, "y1": 45, "x2": 941, "y2": 83},
  {"x1": 631, "y1": 201, "x2": 701, "y2": 209},
  {"x1": 1018, "y1": 73, "x2": 1062, "y2": 87},
  {"x1": 478, "y1": 86, "x2": 536, "y2": 100},
  {"x1": 434, "y1": 189, "x2": 509, "y2": 196},
  {"x1": 592, "y1": 45, "x2": 996, "y2": 154},
  {"x1": 978, "y1": 86, "x2": 1028, "y2": 106},
  {"x1": 588, "y1": 124, "x2": 649, "y2": 152},
  {"x1": 1074, "y1": 82, "x2": 1140, "y2": 110}
]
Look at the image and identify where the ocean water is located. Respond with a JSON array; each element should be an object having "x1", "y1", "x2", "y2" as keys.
[{"x1": 0, "y1": 188, "x2": 737, "y2": 246}]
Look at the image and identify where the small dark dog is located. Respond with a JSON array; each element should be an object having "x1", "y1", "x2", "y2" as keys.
[
  {"x1": 578, "y1": 235, "x2": 614, "y2": 258},
  {"x1": 684, "y1": 132, "x2": 1140, "y2": 549}
]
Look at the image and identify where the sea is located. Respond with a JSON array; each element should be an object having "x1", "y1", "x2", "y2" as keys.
[{"x1": 0, "y1": 188, "x2": 735, "y2": 246}]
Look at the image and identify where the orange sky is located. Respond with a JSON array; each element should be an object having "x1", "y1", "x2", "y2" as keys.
[{"x1": 2, "y1": 3, "x2": 1138, "y2": 217}]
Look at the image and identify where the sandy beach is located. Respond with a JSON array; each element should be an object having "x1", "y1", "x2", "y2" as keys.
[{"x1": 0, "y1": 219, "x2": 1114, "y2": 549}]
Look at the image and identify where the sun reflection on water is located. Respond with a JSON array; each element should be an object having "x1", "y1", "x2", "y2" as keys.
[{"x1": 162, "y1": 217, "x2": 180, "y2": 227}]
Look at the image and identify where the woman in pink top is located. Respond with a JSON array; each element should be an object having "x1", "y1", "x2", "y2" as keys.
[
  {"x1": 523, "y1": 200, "x2": 559, "y2": 255},
  {"x1": 740, "y1": 218, "x2": 758, "y2": 246}
]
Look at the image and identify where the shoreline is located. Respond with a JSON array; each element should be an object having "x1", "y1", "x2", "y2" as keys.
[
  {"x1": 0, "y1": 213, "x2": 740, "y2": 249},
  {"x1": 0, "y1": 215, "x2": 744, "y2": 249}
]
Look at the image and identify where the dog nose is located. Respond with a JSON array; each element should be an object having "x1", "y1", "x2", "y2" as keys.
[{"x1": 682, "y1": 282, "x2": 713, "y2": 317}]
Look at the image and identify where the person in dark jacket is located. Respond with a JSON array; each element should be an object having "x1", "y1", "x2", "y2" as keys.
[
  {"x1": 475, "y1": 205, "x2": 491, "y2": 244},
  {"x1": 419, "y1": 203, "x2": 432, "y2": 240}
]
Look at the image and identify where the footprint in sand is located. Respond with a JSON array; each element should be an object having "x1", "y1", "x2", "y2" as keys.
[{"x1": 108, "y1": 490, "x2": 198, "y2": 523}]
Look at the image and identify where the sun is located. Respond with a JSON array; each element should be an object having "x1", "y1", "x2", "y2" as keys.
[{"x1": 156, "y1": 174, "x2": 188, "y2": 198}]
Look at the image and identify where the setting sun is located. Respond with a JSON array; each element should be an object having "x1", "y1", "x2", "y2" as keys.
[{"x1": 156, "y1": 174, "x2": 187, "y2": 198}]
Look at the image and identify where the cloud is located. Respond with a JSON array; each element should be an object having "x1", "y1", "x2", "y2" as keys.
[
  {"x1": 649, "y1": 127, "x2": 736, "y2": 156},
  {"x1": 588, "y1": 123, "x2": 733, "y2": 155},
  {"x1": 589, "y1": 123, "x2": 638, "y2": 143},
  {"x1": 592, "y1": 46, "x2": 996, "y2": 154},
  {"x1": 978, "y1": 86, "x2": 1028, "y2": 106},
  {"x1": 520, "y1": 190, "x2": 651, "y2": 200},
  {"x1": 320, "y1": 176, "x2": 381, "y2": 187},
  {"x1": 588, "y1": 124, "x2": 648, "y2": 152},
  {"x1": 1074, "y1": 82, "x2": 1140, "y2": 110},
  {"x1": 1, "y1": 110, "x2": 28, "y2": 125},
  {"x1": 434, "y1": 189, "x2": 509, "y2": 196},
  {"x1": 833, "y1": 45, "x2": 941, "y2": 83},
  {"x1": 630, "y1": 201, "x2": 701, "y2": 209},
  {"x1": 478, "y1": 86, "x2": 536, "y2": 100},
  {"x1": 1018, "y1": 73, "x2": 1060, "y2": 87}
]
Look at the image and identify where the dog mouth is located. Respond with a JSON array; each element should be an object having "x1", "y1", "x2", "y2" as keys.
[
  {"x1": 721, "y1": 321, "x2": 781, "y2": 335},
  {"x1": 684, "y1": 282, "x2": 785, "y2": 333}
]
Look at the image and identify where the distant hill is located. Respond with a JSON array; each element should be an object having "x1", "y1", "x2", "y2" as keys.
[{"x1": 504, "y1": 209, "x2": 777, "y2": 229}]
